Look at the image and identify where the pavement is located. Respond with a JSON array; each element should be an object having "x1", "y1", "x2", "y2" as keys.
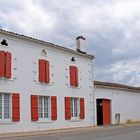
[{"x1": 0, "y1": 123, "x2": 140, "y2": 140}]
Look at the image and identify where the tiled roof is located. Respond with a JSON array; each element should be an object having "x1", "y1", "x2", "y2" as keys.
[
  {"x1": 0, "y1": 29, "x2": 94, "y2": 59},
  {"x1": 94, "y1": 80, "x2": 140, "y2": 93}
]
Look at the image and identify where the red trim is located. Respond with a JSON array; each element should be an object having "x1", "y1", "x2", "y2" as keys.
[
  {"x1": 31, "y1": 95, "x2": 38, "y2": 121},
  {"x1": 51, "y1": 96, "x2": 57, "y2": 120},
  {"x1": 12, "y1": 93, "x2": 20, "y2": 122},
  {"x1": 0, "y1": 51, "x2": 5, "y2": 77},
  {"x1": 45, "y1": 60, "x2": 50, "y2": 83},
  {"x1": 5, "y1": 51, "x2": 12, "y2": 78},
  {"x1": 38, "y1": 59, "x2": 46, "y2": 82},
  {"x1": 65, "y1": 97, "x2": 71, "y2": 120},
  {"x1": 80, "y1": 98, "x2": 85, "y2": 119}
]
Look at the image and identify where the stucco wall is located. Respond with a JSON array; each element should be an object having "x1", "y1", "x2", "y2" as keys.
[
  {"x1": 0, "y1": 34, "x2": 94, "y2": 133},
  {"x1": 94, "y1": 87, "x2": 140, "y2": 125}
]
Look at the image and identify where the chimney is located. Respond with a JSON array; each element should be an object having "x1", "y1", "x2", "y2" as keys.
[{"x1": 76, "y1": 36, "x2": 86, "y2": 54}]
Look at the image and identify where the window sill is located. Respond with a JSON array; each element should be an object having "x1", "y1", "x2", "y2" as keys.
[
  {"x1": 36, "y1": 81, "x2": 54, "y2": 86},
  {"x1": 68, "y1": 118, "x2": 81, "y2": 122},
  {"x1": 37, "y1": 119, "x2": 52, "y2": 123},
  {"x1": 0, "y1": 120, "x2": 13, "y2": 125},
  {"x1": 66, "y1": 84, "x2": 81, "y2": 89}
]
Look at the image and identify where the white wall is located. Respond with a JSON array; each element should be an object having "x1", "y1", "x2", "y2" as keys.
[
  {"x1": 94, "y1": 87, "x2": 140, "y2": 125},
  {"x1": 0, "y1": 34, "x2": 94, "y2": 133}
]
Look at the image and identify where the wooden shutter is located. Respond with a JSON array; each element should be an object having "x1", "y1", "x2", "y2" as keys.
[
  {"x1": 80, "y1": 98, "x2": 85, "y2": 119},
  {"x1": 51, "y1": 96, "x2": 57, "y2": 120},
  {"x1": 65, "y1": 97, "x2": 71, "y2": 120},
  {"x1": 38, "y1": 59, "x2": 46, "y2": 82},
  {"x1": 75, "y1": 67, "x2": 79, "y2": 87},
  {"x1": 69, "y1": 66, "x2": 76, "y2": 86},
  {"x1": 45, "y1": 60, "x2": 50, "y2": 83},
  {"x1": 0, "y1": 51, "x2": 5, "y2": 77},
  {"x1": 12, "y1": 93, "x2": 20, "y2": 122},
  {"x1": 103, "y1": 99, "x2": 111, "y2": 125},
  {"x1": 31, "y1": 95, "x2": 38, "y2": 121},
  {"x1": 5, "y1": 51, "x2": 12, "y2": 78}
]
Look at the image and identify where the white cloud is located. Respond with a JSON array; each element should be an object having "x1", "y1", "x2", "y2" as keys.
[{"x1": 1, "y1": 0, "x2": 140, "y2": 86}]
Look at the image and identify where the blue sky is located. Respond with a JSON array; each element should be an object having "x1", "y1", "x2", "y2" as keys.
[{"x1": 1, "y1": 0, "x2": 140, "y2": 86}]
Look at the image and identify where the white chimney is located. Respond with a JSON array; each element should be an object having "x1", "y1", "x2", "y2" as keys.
[{"x1": 76, "y1": 36, "x2": 86, "y2": 53}]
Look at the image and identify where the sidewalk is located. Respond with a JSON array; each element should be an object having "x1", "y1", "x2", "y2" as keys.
[{"x1": 0, "y1": 123, "x2": 140, "y2": 139}]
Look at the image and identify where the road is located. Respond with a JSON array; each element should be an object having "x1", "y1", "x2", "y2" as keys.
[{"x1": 1, "y1": 124, "x2": 140, "y2": 140}]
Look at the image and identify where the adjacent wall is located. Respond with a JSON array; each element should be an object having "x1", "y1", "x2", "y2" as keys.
[{"x1": 94, "y1": 87, "x2": 140, "y2": 125}]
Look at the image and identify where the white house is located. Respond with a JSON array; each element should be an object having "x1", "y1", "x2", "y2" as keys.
[
  {"x1": 94, "y1": 81, "x2": 140, "y2": 126},
  {"x1": 0, "y1": 29, "x2": 94, "y2": 133}
]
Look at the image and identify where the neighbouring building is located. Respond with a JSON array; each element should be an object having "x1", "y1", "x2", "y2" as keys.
[
  {"x1": 0, "y1": 29, "x2": 94, "y2": 133},
  {"x1": 94, "y1": 81, "x2": 140, "y2": 126}
]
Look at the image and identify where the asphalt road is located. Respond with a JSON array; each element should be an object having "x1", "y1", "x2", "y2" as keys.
[{"x1": 1, "y1": 124, "x2": 140, "y2": 140}]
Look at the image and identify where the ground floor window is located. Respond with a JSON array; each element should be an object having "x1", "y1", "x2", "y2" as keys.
[
  {"x1": 70, "y1": 98, "x2": 79, "y2": 118},
  {"x1": 0, "y1": 93, "x2": 11, "y2": 120},
  {"x1": 38, "y1": 96, "x2": 50, "y2": 119}
]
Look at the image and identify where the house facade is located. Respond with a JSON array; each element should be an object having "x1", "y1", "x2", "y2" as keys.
[
  {"x1": 0, "y1": 30, "x2": 94, "y2": 133},
  {"x1": 94, "y1": 81, "x2": 140, "y2": 126}
]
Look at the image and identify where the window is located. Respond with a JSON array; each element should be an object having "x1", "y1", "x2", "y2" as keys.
[
  {"x1": 65, "y1": 97, "x2": 85, "y2": 120},
  {"x1": 38, "y1": 59, "x2": 50, "y2": 83},
  {"x1": 69, "y1": 66, "x2": 79, "y2": 87},
  {"x1": 39, "y1": 96, "x2": 50, "y2": 119},
  {"x1": 0, "y1": 93, "x2": 10, "y2": 120},
  {"x1": 0, "y1": 51, "x2": 12, "y2": 78},
  {"x1": 70, "y1": 98, "x2": 79, "y2": 118},
  {"x1": 31, "y1": 95, "x2": 57, "y2": 121}
]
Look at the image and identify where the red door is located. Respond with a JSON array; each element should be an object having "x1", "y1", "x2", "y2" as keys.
[{"x1": 102, "y1": 99, "x2": 111, "y2": 125}]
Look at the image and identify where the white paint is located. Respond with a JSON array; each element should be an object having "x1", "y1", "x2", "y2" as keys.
[
  {"x1": 0, "y1": 34, "x2": 94, "y2": 133},
  {"x1": 94, "y1": 87, "x2": 140, "y2": 125}
]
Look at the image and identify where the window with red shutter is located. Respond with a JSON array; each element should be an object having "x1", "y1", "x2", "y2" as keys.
[
  {"x1": 38, "y1": 59, "x2": 46, "y2": 82},
  {"x1": 51, "y1": 96, "x2": 57, "y2": 120},
  {"x1": 75, "y1": 67, "x2": 79, "y2": 87},
  {"x1": 38, "y1": 59, "x2": 50, "y2": 83},
  {"x1": 45, "y1": 60, "x2": 50, "y2": 83},
  {"x1": 0, "y1": 51, "x2": 5, "y2": 77},
  {"x1": 80, "y1": 98, "x2": 85, "y2": 119},
  {"x1": 69, "y1": 66, "x2": 79, "y2": 87},
  {"x1": 0, "y1": 51, "x2": 12, "y2": 78},
  {"x1": 5, "y1": 51, "x2": 12, "y2": 78},
  {"x1": 12, "y1": 93, "x2": 20, "y2": 121},
  {"x1": 31, "y1": 95, "x2": 38, "y2": 121},
  {"x1": 65, "y1": 97, "x2": 71, "y2": 120}
]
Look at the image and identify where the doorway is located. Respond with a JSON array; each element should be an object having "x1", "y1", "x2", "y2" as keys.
[{"x1": 96, "y1": 99, "x2": 111, "y2": 126}]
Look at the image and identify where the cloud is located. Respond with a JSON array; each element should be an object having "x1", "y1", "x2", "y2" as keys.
[{"x1": 0, "y1": 0, "x2": 140, "y2": 86}]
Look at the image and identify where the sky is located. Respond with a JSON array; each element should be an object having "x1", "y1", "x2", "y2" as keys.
[{"x1": 0, "y1": 0, "x2": 140, "y2": 86}]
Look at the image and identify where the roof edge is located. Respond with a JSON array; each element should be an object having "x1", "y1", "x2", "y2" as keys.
[
  {"x1": 94, "y1": 80, "x2": 140, "y2": 93},
  {"x1": 0, "y1": 29, "x2": 94, "y2": 59}
]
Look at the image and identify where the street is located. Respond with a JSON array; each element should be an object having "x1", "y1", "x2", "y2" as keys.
[{"x1": 1, "y1": 124, "x2": 140, "y2": 140}]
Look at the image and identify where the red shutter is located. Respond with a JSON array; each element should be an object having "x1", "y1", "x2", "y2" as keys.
[
  {"x1": 103, "y1": 99, "x2": 111, "y2": 125},
  {"x1": 45, "y1": 60, "x2": 50, "y2": 83},
  {"x1": 75, "y1": 67, "x2": 79, "y2": 87},
  {"x1": 12, "y1": 93, "x2": 20, "y2": 122},
  {"x1": 70, "y1": 66, "x2": 76, "y2": 86},
  {"x1": 80, "y1": 98, "x2": 85, "y2": 119},
  {"x1": 0, "y1": 51, "x2": 5, "y2": 77},
  {"x1": 65, "y1": 97, "x2": 71, "y2": 120},
  {"x1": 51, "y1": 96, "x2": 57, "y2": 120},
  {"x1": 38, "y1": 59, "x2": 46, "y2": 82},
  {"x1": 31, "y1": 95, "x2": 38, "y2": 121},
  {"x1": 5, "y1": 51, "x2": 12, "y2": 78}
]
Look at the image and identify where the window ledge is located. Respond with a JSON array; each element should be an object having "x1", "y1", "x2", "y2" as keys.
[
  {"x1": 36, "y1": 82, "x2": 54, "y2": 86},
  {"x1": 0, "y1": 120, "x2": 13, "y2": 125},
  {"x1": 68, "y1": 118, "x2": 81, "y2": 122},
  {"x1": 37, "y1": 119, "x2": 52, "y2": 123}
]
